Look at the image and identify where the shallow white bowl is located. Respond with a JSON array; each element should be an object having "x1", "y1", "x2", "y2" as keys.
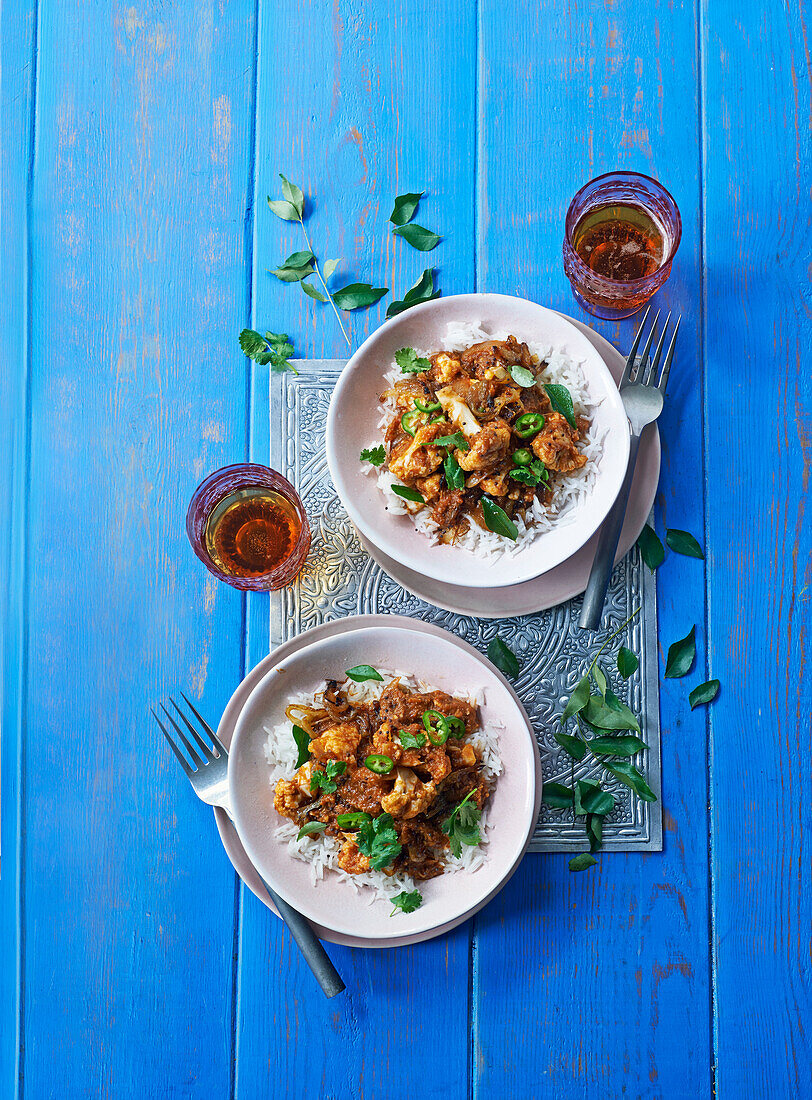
[
  {"x1": 228, "y1": 622, "x2": 539, "y2": 941},
  {"x1": 326, "y1": 293, "x2": 630, "y2": 588}
]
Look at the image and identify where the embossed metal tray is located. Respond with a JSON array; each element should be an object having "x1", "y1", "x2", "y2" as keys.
[{"x1": 253, "y1": 360, "x2": 662, "y2": 853}]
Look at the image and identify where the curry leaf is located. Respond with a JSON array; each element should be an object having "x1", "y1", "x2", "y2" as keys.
[
  {"x1": 301, "y1": 280, "x2": 328, "y2": 302},
  {"x1": 322, "y1": 258, "x2": 340, "y2": 279},
  {"x1": 583, "y1": 694, "x2": 640, "y2": 732},
  {"x1": 443, "y1": 450, "x2": 465, "y2": 490},
  {"x1": 569, "y1": 853, "x2": 597, "y2": 872},
  {"x1": 487, "y1": 636, "x2": 520, "y2": 678},
  {"x1": 393, "y1": 223, "x2": 441, "y2": 251},
  {"x1": 542, "y1": 782, "x2": 574, "y2": 808},
  {"x1": 292, "y1": 724, "x2": 310, "y2": 769},
  {"x1": 481, "y1": 496, "x2": 518, "y2": 541},
  {"x1": 593, "y1": 665, "x2": 608, "y2": 698},
  {"x1": 562, "y1": 674, "x2": 591, "y2": 720},
  {"x1": 666, "y1": 529, "x2": 704, "y2": 559},
  {"x1": 544, "y1": 383, "x2": 577, "y2": 429},
  {"x1": 589, "y1": 734, "x2": 647, "y2": 756},
  {"x1": 554, "y1": 730, "x2": 586, "y2": 761},
  {"x1": 581, "y1": 787, "x2": 616, "y2": 816},
  {"x1": 637, "y1": 523, "x2": 665, "y2": 571},
  {"x1": 586, "y1": 814, "x2": 603, "y2": 852},
  {"x1": 332, "y1": 283, "x2": 388, "y2": 311},
  {"x1": 297, "y1": 821, "x2": 327, "y2": 840},
  {"x1": 386, "y1": 268, "x2": 441, "y2": 317},
  {"x1": 510, "y1": 363, "x2": 536, "y2": 388},
  {"x1": 267, "y1": 197, "x2": 300, "y2": 221},
  {"x1": 279, "y1": 174, "x2": 304, "y2": 217},
  {"x1": 689, "y1": 679, "x2": 720, "y2": 709},
  {"x1": 665, "y1": 625, "x2": 696, "y2": 679},
  {"x1": 574, "y1": 778, "x2": 600, "y2": 816},
  {"x1": 391, "y1": 484, "x2": 425, "y2": 503},
  {"x1": 345, "y1": 664, "x2": 384, "y2": 683},
  {"x1": 389, "y1": 191, "x2": 423, "y2": 226},
  {"x1": 617, "y1": 646, "x2": 639, "y2": 679},
  {"x1": 602, "y1": 760, "x2": 657, "y2": 802}
]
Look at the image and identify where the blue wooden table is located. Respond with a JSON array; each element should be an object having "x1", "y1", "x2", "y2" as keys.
[{"x1": 2, "y1": 2, "x2": 810, "y2": 1097}]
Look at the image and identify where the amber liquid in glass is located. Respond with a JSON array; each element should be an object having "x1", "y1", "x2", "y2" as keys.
[
  {"x1": 204, "y1": 488, "x2": 301, "y2": 578},
  {"x1": 572, "y1": 203, "x2": 664, "y2": 281}
]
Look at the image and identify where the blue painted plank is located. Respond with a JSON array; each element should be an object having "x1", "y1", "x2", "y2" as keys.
[
  {"x1": 703, "y1": 3, "x2": 812, "y2": 1093},
  {"x1": 0, "y1": 6, "x2": 38, "y2": 1095},
  {"x1": 473, "y1": 2, "x2": 712, "y2": 1096},
  {"x1": 236, "y1": 3, "x2": 477, "y2": 1096},
  {"x1": 18, "y1": 2, "x2": 256, "y2": 1096}
]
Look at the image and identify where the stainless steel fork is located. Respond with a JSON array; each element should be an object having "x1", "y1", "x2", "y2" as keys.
[
  {"x1": 153, "y1": 694, "x2": 345, "y2": 999},
  {"x1": 579, "y1": 307, "x2": 680, "y2": 630}
]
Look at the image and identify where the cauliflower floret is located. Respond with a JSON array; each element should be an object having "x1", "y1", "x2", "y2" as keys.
[
  {"x1": 478, "y1": 470, "x2": 510, "y2": 496},
  {"x1": 309, "y1": 721, "x2": 362, "y2": 764},
  {"x1": 380, "y1": 767, "x2": 437, "y2": 819},
  {"x1": 435, "y1": 387, "x2": 481, "y2": 438},
  {"x1": 531, "y1": 412, "x2": 588, "y2": 473},
  {"x1": 456, "y1": 419, "x2": 512, "y2": 472},
  {"x1": 430, "y1": 353, "x2": 464, "y2": 385},
  {"x1": 388, "y1": 423, "x2": 443, "y2": 481},
  {"x1": 273, "y1": 761, "x2": 315, "y2": 819}
]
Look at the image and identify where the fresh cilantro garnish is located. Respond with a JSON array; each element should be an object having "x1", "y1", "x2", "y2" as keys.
[
  {"x1": 509, "y1": 459, "x2": 548, "y2": 487},
  {"x1": 395, "y1": 347, "x2": 431, "y2": 374},
  {"x1": 441, "y1": 790, "x2": 481, "y2": 858},
  {"x1": 292, "y1": 724, "x2": 310, "y2": 769},
  {"x1": 390, "y1": 889, "x2": 423, "y2": 916},
  {"x1": 309, "y1": 759, "x2": 347, "y2": 795},
  {"x1": 360, "y1": 445, "x2": 386, "y2": 466},
  {"x1": 398, "y1": 728, "x2": 427, "y2": 749},
  {"x1": 434, "y1": 431, "x2": 469, "y2": 450},
  {"x1": 357, "y1": 812, "x2": 402, "y2": 870},
  {"x1": 239, "y1": 329, "x2": 299, "y2": 375}
]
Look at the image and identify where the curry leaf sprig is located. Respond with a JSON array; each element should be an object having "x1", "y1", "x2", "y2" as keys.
[
  {"x1": 389, "y1": 191, "x2": 442, "y2": 252},
  {"x1": 267, "y1": 174, "x2": 387, "y2": 346}
]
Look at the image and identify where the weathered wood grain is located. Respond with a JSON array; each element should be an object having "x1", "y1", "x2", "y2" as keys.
[
  {"x1": 15, "y1": 2, "x2": 256, "y2": 1096},
  {"x1": 703, "y1": 2, "x2": 812, "y2": 1094},
  {"x1": 236, "y1": 4, "x2": 478, "y2": 1097},
  {"x1": 473, "y1": 2, "x2": 712, "y2": 1096}
]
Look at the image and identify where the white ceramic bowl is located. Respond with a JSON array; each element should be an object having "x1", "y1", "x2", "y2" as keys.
[
  {"x1": 326, "y1": 293, "x2": 630, "y2": 588},
  {"x1": 228, "y1": 622, "x2": 540, "y2": 941}
]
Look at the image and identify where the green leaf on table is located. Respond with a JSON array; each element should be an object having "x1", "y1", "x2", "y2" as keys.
[
  {"x1": 637, "y1": 523, "x2": 665, "y2": 571},
  {"x1": 300, "y1": 280, "x2": 328, "y2": 302},
  {"x1": 389, "y1": 191, "x2": 423, "y2": 226},
  {"x1": 292, "y1": 724, "x2": 310, "y2": 769},
  {"x1": 393, "y1": 223, "x2": 441, "y2": 251},
  {"x1": 666, "y1": 528, "x2": 705, "y2": 559},
  {"x1": 267, "y1": 197, "x2": 300, "y2": 221},
  {"x1": 278, "y1": 174, "x2": 305, "y2": 217},
  {"x1": 573, "y1": 778, "x2": 600, "y2": 816},
  {"x1": 360, "y1": 445, "x2": 386, "y2": 466},
  {"x1": 581, "y1": 785, "x2": 616, "y2": 816},
  {"x1": 583, "y1": 693, "x2": 640, "y2": 732},
  {"x1": 562, "y1": 674, "x2": 591, "y2": 720},
  {"x1": 238, "y1": 329, "x2": 297, "y2": 374},
  {"x1": 592, "y1": 664, "x2": 608, "y2": 698},
  {"x1": 589, "y1": 734, "x2": 647, "y2": 756},
  {"x1": 322, "y1": 258, "x2": 340, "y2": 279},
  {"x1": 602, "y1": 760, "x2": 657, "y2": 802},
  {"x1": 554, "y1": 730, "x2": 586, "y2": 761},
  {"x1": 665, "y1": 625, "x2": 696, "y2": 678},
  {"x1": 345, "y1": 664, "x2": 384, "y2": 683},
  {"x1": 544, "y1": 383, "x2": 577, "y2": 429},
  {"x1": 390, "y1": 889, "x2": 422, "y2": 916},
  {"x1": 271, "y1": 259, "x2": 315, "y2": 282},
  {"x1": 332, "y1": 283, "x2": 388, "y2": 311},
  {"x1": 586, "y1": 813, "x2": 603, "y2": 852},
  {"x1": 509, "y1": 363, "x2": 536, "y2": 388},
  {"x1": 395, "y1": 346, "x2": 432, "y2": 374},
  {"x1": 239, "y1": 329, "x2": 268, "y2": 358},
  {"x1": 443, "y1": 451, "x2": 465, "y2": 490},
  {"x1": 296, "y1": 821, "x2": 327, "y2": 840},
  {"x1": 617, "y1": 646, "x2": 639, "y2": 679},
  {"x1": 386, "y1": 268, "x2": 441, "y2": 318},
  {"x1": 542, "y1": 782, "x2": 574, "y2": 808},
  {"x1": 487, "y1": 636, "x2": 520, "y2": 678},
  {"x1": 481, "y1": 496, "x2": 518, "y2": 541},
  {"x1": 689, "y1": 679, "x2": 720, "y2": 709},
  {"x1": 569, "y1": 853, "x2": 597, "y2": 872},
  {"x1": 391, "y1": 484, "x2": 425, "y2": 503}
]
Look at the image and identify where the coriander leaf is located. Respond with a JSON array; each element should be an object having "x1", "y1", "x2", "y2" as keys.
[
  {"x1": 238, "y1": 329, "x2": 298, "y2": 374},
  {"x1": 554, "y1": 730, "x2": 586, "y2": 761},
  {"x1": 689, "y1": 679, "x2": 720, "y2": 709},
  {"x1": 267, "y1": 197, "x2": 300, "y2": 221},
  {"x1": 569, "y1": 853, "x2": 597, "y2": 872},
  {"x1": 391, "y1": 484, "x2": 425, "y2": 503},
  {"x1": 481, "y1": 496, "x2": 518, "y2": 541},
  {"x1": 593, "y1": 665, "x2": 608, "y2": 698},
  {"x1": 589, "y1": 734, "x2": 647, "y2": 756},
  {"x1": 332, "y1": 283, "x2": 388, "y2": 311},
  {"x1": 297, "y1": 821, "x2": 327, "y2": 840},
  {"x1": 665, "y1": 625, "x2": 696, "y2": 678},
  {"x1": 345, "y1": 664, "x2": 384, "y2": 683},
  {"x1": 398, "y1": 728, "x2": 426, "y2": 749},
  {"x1": 393, "y1": 223, "x2": 441, "y2": 251},
  {"x1": 442, "y1": 790, "x2": 481, "y2": 858},
  {"x1": 603, "y1": 759, "x2": 657, "y2": 802},
  {"x1": 394, "y1": 347, "x2": 431, "y2": 374},
  {"x1": 544, "y1": 383, "x2": 577, "y2": 429},
  {"x1": 666, "y1": 528, "x2": 705, "y2": 559},
  {"x1": 301, "y1": 280, "x2": 328, "y2": 302},
  {"x1": 357, "y1": 812, "x2": 402, "y2": 869},
  {"x1": 573, "y1": 778, "x2": 600, "y2": 816},
  {"x1": 239, "y1": 329, "x2": 267, "y2": 358},
  {"x1": 509, "y1": 459, "x2": 547, "y2": 487},
  {"x1": 444, "y1": 450, "x2": 465, "y2": 490},
  {"x1": 543, "y1": 782, "x2": 575, "y2": 808},
  {"x1": 389, "y1": 191, "x2": 423, "y2": 226},
  {"x1": 580, "y1": 787, "x2": 617, "y2": 816},
  {"x1": 323, "y1": 258, "x2": 340, "y2": 279},
  {"x1": 583, "y1": 694, "x2": 640, "y2": 732},
  {"x1": 309, "y1": 759, "x2": 347, "y2": 795},
  {"x1": 435, "y1": 431, "x2": 469, "y2": 450},
  {"x1": 292, "y1": 724, "x2": 310, "y2": 769},
  {"x1": 279, "y1": 174, "x2": 304, "y2": 217},
  {"x1": 509, "y1": 363, "x2": 536, "y2": 388},
  {"x1": 562, "y1": 674, "x2": 591, "y2": 720},
  {"x1": 386, "y1": 269, "x2": 441, "y2": 318},
  {"x1": 586, "y1": 813, "x2": 603, "y2": 853},
  {"x1": 360, "y1": 445, "x2": 386, "y2": 466},
  {"x1": 617, "y1": 646, "x2": 639, "y2": 679},
  {"x1": 390, "y1": 889, "x2": 422, "y2": 916},
  {"x1": 487, "y1": 636, "x2": 520, "y2": 678},
  {"x1": 637, "y1": 523, "x2": 665, "y2": 571}
]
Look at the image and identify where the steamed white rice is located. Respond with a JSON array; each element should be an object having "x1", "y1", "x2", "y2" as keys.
[
  {"x1": 366, "y1": 319, "x2": 607, "y2": 559},
  {"x1": 264, "y1": 672, "x2": 502, "y2": 904}
]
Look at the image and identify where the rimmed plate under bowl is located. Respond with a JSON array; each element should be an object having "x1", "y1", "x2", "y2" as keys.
[
  {"x1": 326, "y1": 293, "x2": 630, "y2": 589},
  {"x1": 227, "y1": 621, "x2": 540, "y2": 942}
]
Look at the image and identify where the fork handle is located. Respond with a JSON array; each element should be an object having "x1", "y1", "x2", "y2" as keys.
[
  {"x1": 579, "y1": 432, "x2": 642, "y2": 631},
  {"x1": 259, "y1": 874, "x2": 346, "y2": 998}
]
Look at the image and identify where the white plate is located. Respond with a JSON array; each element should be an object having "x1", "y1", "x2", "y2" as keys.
[
  {"x1": 327, "y1": 293, "x2": 631, "y2": 589},
  {"x1": 226, "y1": 620, "x2": 540, "y2": 942}
]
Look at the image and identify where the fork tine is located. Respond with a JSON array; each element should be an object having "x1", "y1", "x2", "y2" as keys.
[
  {"x1": 619, "y1": 305, "x2": 651, "y2": 387},
  {"x1": 180, "y1": 691, "x2": 227, "y2": 755},
  {"x1": 159, "y1": 703, "x2": 205, "y2": 768},
  {"x1": 169, "y1": 698, "x2": 216, "y2": 761},
  {"x1": 631, "y1": 308, "x2": 660, "y2": 382},
  {"x1": 643, "y1": 311, "x2": 671, "y2": 385},
  {"x1": 657, "y1": 316, "x2": 681, "y2": 394},
  {"x1": 153, "y1": 708, "x2": 194, "y2": 776}
]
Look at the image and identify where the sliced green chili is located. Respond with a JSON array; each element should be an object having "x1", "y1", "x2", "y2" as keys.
[
  {"x1": 336, "y1": 811, "x2": 372, "y2": 830},
  {"x1": 422, "y1": 710, "x2": 450, "y2": 744},
  {"x1": 414, "y1": 397, "x2": 442, "y2": 414},
  {"x1": 446, "y1": 716, "x2": 466, "y2": 740},
  {"x1": 515, "y1": 413, "x2": 545, "y2": 438},
  {"x1": 401, "y1": 410, "x2": 421, "y2": 437},
  {"x1": 365, "y1": 753, "x2": 394, "y2": 774},
  {"x1": 512, "y1": 448, "x2": 533, "y2": 466}
]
